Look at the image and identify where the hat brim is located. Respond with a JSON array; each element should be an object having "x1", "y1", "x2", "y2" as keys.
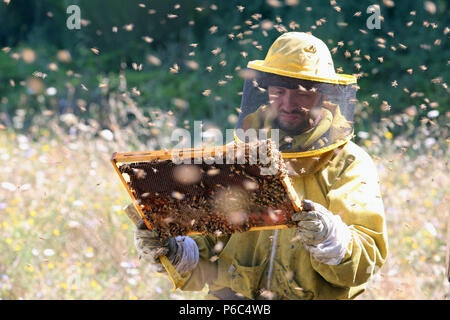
[{"x1": 248, "y1": 60, "x2": 357, "y2": 85}]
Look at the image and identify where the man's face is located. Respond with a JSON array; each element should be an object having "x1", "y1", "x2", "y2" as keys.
[{"x1": 268, "y1": 86, "x2": 322, "y2": 133}]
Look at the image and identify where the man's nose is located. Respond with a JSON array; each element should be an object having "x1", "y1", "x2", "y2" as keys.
[{"x1": 281, "y1": 92, "x2": 297, "y2": 112}]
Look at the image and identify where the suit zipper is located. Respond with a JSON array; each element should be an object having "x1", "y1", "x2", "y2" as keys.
[{"x1": 266, "y1": 229, "x2": 279, "y2": 291}]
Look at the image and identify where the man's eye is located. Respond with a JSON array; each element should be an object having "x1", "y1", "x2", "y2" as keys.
[{"x1": 295, "y1": 93, "x2": 312, "y2": 98}]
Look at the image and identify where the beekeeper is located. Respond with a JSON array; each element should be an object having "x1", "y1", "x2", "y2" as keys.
[{"x1": 133, "y1": 32, "x2": 388, "y2": 300}]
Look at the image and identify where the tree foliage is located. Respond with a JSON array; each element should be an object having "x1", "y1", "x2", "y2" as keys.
[{"x1": 0, "y1": 0, "x2": 448, "y2": 134}]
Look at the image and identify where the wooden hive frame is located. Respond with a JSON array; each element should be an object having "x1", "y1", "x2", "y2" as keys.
[
  {"x1": 111, "y1": 141, "x2": 302, "y2": 290},
  {"x1": 111, "y1": 142, "x2": 302, "y2": 236}
]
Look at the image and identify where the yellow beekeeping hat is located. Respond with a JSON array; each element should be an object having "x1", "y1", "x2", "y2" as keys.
[{"x1": 247, "y1": 32, "x2": 356, "y2": 85}]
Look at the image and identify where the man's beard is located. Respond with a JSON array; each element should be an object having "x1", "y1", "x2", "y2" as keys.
[{"x1": 276, "y1": 108, "x2": 315, "y2": 135}]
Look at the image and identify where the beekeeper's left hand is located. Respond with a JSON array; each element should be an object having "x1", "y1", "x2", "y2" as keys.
[{"x1": 292, "y1": 199, "x2": 352, "y2": 266}]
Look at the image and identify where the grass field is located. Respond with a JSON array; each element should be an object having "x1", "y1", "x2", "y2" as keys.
[{"x1": 0, "y1": 111, "x2": 448, "y2": 300}]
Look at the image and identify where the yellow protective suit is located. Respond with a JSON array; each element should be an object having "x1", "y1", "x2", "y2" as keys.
[{"x1": 160, "y1": 140, "x2": 388, "y2": 300}]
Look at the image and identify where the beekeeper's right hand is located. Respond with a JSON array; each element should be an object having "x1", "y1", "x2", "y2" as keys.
[
  {"x1": 134, "y1": 219, "x2": 177, "y2": 265},
  {"x1": 134, "y1": 219, "x2": 199, "y2": 274}
]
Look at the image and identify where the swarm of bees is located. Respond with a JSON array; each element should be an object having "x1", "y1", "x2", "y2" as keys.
[{"x1": 118, "y1": 141, "x2": 298, "y2": 238}]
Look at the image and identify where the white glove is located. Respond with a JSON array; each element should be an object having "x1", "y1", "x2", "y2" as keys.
[
  {"x1": 134, "y1": 220, "x2": 199, "y2": 274},
  {"x1": 292, "y1": 200, "x2": 352, "y2": 265}
]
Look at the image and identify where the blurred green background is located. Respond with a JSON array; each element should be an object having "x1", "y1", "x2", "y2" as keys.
[{"x1": 1, "y1": 0, "x2": 448, "y2": 136}]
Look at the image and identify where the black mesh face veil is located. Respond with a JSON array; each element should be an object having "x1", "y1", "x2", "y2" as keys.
[{"x1": 235, "y1": 69, "x2": 356, "y2": 155}]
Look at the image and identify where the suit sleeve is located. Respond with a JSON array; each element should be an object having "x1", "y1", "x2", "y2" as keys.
[
  {"x1": 168, "y1": 234, "x2": 230, "y2": 291},
  {"x1": 310, "y1": 147, "x2": 388, "y2": 288}
]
